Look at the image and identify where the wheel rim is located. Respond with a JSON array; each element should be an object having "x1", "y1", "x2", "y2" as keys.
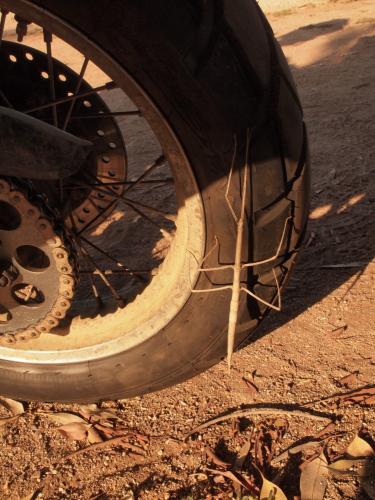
[{"x1": 0, "y1": 1, "x2": 205, "y2": 362}]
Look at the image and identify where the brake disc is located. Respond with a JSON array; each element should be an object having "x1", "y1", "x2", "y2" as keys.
[{"x1": 0, "y1": 40, "x2": 127, "y2": 232}]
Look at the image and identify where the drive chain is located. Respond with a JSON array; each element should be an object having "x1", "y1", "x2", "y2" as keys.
[{"x1": 0, "y1": 177, "x2": 77, "y2": 346}]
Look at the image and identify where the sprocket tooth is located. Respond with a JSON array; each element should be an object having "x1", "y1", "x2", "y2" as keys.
[{"x1": 0, "y1": 177, "x2": 77, "y2": 344}]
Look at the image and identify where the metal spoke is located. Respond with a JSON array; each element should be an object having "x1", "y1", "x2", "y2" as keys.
[
  {"x1": 120, "y1": 198, "x2": 163, "y2": 230},
  {"x1": 71, "y1": 207, "x2": 125, "y2": 306},
  {"x1": 0, "y1": 8, "x2": 9, "y2": 46},
  {"x1": 79, "y1": 268, "x2": 151, "y2": 276},
  {"x1": 62, "y1": 56, "x2": 89, "y2": 130},
  {"x1": 88, "y1": 182, "x2": 176, "y2": 222},
  {"x1": 0, "y1": 88, "x2": 12, "y2": 108},
  {"x1": 70, "y1": 110, "x2": 141, "y2": 120},
  {"x1": 66, "y1": 178, "x2": 174, "y2": 190},
  {"x1": 79, "y1": 245, "x2": 125, "y2": 307},
  {"x1": 76, "y1": 199, "x2": 118, "y2": 236},
  {"x1": 79, "y1": 235, "x2": 149, "y2": 284},
  {"x1": 24, "y1": 81, "x2": 117, "y2": 114},
  {"x1": 0, "y1": 10, "x2": 14, "y2": 108},
  {"x1": 87, "y1": 271, "x2": 103, "y2": 310},
  {"x1": 123, "y1": 155, "x2": 166, "y2": 195},
  {"x1": 44, "y1": 30, "x2": 58, "y2": 127}
]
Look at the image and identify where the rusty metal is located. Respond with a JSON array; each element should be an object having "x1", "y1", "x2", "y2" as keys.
[
  {"x1": 0, "y1": 262, "x2": 19, "y2": 287},
  {"x1": 15, "y1": 15, "x2": 30, "y2": 42},
  {"x1": 0, "y1": 9, "x2": 9, "y2": 44},
  {"x1": 0, "y1": 178, "x2": 76, "y2": 345},
  {"x1": 0, "y1": 105, "x2": 92, "y2": 180}
]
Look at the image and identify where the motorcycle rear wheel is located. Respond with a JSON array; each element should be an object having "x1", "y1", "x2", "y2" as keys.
[{"x1": 0, "y1": 0, "x2": 309, "y2": 402}]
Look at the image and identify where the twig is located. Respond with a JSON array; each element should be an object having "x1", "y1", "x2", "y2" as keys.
[
  {"x1": 64, "y1": 435, "x2": 146, "y2": 460},
  {"x1": 302, "y1": 385, "x2": 375, "y2": 407},
  {"x1": 186, "y1": 405, "x2": 335, "y2": 438}
]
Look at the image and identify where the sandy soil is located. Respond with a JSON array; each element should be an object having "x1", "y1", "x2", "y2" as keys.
[{"x1": 0, "y1": 0, "x2": 374, "y2": 498}]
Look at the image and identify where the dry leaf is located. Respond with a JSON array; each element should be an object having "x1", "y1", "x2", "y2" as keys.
[
  {"x1": 365, "y1": 395, "x2": 375, "y2": 405},
  {"x1": 347, "y1": 435, "x2": 375, "y2": 458},
  {"x1": 87, "y1": 426, "x2": 103, "y2": 444},
  {"x1": 58, "y1": 422, "x2": 92, "y2": 441},
  {"x1": 315, "y1": 422, "x2": 336, "y2": 439},
  {"x1": 0, "y1": 397, "x2": 24, "y2": 415},
  {"x1": 260, "y1": 473, "x2": 287, "y2": 500},
  {"x1": 329, "y1": 457, "x2": 371, "y2": 476},
  {"x1": 242, "y1": 377, "x2": 259, "y2": 398},
  {"x1": 234, "y1": 440, "x2": 251, "y2": 471},
  {"x1": 205, "y1": 446, "x2": 231, "y2": 468},
  {"x1": 206, "y1": 468, "x2": 255, "y2": 493},
  {"x1": 213, "y1": 475, "x2": 226, "y2": 484},
  {"x1": 339, "y1": 372, "x2": 359, "y2": 387},
  {"x1": 45, "y1": 412, "x2": 86, "y2": 426},
  {"x1": 90, "y1": 410, "x2": 119, "y2": 425},
  {"x1": 300, "y1": 452, "x2": 328, "y2": 500},
  {"x1": 329, "y1": 458, "x2": 357, "y2": 471},
  {"x1": 78, "y1": 405, "x2": 118, "y2": 425},
  {"x1": 339, "y1": 386, "x2": 375, "y2": 405},
  {"x1": 272, "y1": 440, "x2": 321, "y2": 464},
  {"x1": 77, "y1": 404, "x2": 99, "y2": 419}
]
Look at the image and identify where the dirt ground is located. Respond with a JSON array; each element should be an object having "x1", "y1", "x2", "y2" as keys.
[{"x1": 0, "y1": 0, "x2": 374, "y2": 498}]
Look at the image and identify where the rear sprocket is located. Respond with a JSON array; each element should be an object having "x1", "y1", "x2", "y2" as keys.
[{"x1": 0, "y1": 178, "x2": 76, "y2": 345}]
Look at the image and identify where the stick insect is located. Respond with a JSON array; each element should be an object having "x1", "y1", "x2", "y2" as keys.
[{"x1": 190, "y1": 129, "x2": 291, "y2": 370}]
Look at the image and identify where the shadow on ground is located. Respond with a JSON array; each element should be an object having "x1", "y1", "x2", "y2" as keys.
[
  {"x1": 250, "y1": 26, "x2": 375, "y2": 342},
  {"x1": 278, "y1": 18, "x2": 349, "y2": 45}
]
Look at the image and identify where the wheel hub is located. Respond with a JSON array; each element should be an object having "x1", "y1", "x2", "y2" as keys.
[
  {"x1": 0, "y1": 40, "x2": 127, "y2": 231},
  {"x1": 0, "y1": 178, "x2": 75, "y2": 344}
]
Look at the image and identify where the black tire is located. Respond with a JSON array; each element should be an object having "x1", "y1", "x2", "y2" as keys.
[{"x1": 0, "y1": 0, "x2": 309, "y2": 402}]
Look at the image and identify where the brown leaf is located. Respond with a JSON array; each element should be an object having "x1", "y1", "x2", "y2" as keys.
[
  {"x1": 315, "y1": 422, "x2": 336, "y2": 439},
  {"x1": 58, "y1": 422, "x2": 92, "y2": 441},
  {"x1": 347, "y1": 435, "x2": 375, "y2": 458},
  {"x1": 0, "y1": 397, "x2": 24, "y2": 416},
  {"x1": 206, "y1": 468, "x2": 255, "y2": 494},
  {"x1": 233, "y1": 440, "x2": 251, "y2": 471},
  {"x1": 339, "y1": 386, "x2": 375, "y2": 405},
  {"x1": 300, "y1": 452, "x2": 328, "y2": 500},
  {"x1": 365, "y1": 395, "x2": 375, "y2": 405},
  {"x1": 338, "y1": 371, "x2": 359, "y2": 387},
  {"x1": 329, "y1": 458, "x2": 358, "y2": 471},
  {"x1": 78, "y1": 404, "x2": 99, "y2": 418},
  {"x1": 213, "y1": 475, "x2": 226, "y2": 484},
  {"x1": 205, "y1": 446, "x2": 231, "y2": 468},
  {"x1": 272, "y1": 440, "x2": 321, "y2": 464},
  {"x1": 45, "y1": 412, "x2": 87, "y2": 426},
  {"x1": 260, "y1": 473, "x2": 287, "y2": 500},
  {"x1": 91, "y1": 411, "x2": 119, "y2": 426},
  {"x1": 242, "y1": 378, "x2": 259, "y2": 398},
  {"x1": 87, "y1": 426, "x2": 104, "y2": 444}
]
